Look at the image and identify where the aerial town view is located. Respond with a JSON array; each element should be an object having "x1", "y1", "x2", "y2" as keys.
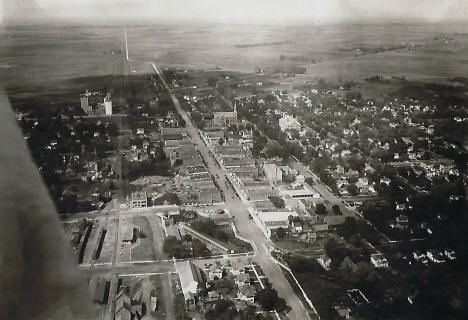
[{"x1": 0, "y1": 1, "x2": 467, "y2": 320}]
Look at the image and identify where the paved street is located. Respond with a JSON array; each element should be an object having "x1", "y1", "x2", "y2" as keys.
[
  {"x1": 146, "y1": 56, "x2": 311, "y2": 320},
  {"x1": 70, "y1": 28, "x2": 315, "y2": 320}
]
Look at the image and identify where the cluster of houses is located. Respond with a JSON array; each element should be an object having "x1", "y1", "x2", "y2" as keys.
[
  {"x1": 176, "y1": 259, "x2": 263, "y2": 311},
  {"x1": 406, "y1": 248, "x2": 456, "y2": 266},
  {"x1": 236, "y1": 87, "x2": 464, "y2": 203}
]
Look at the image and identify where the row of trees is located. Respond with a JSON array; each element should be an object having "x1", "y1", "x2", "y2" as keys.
[
  {"x1": 121, "y1": 157, "x2": 172, "y2": 181},
  {"x1": 162, "y1": 235, "x2": 210, "y2": 259},
  {"x1": 191, "y1": 219, "x2": 230, "y2": 243}
]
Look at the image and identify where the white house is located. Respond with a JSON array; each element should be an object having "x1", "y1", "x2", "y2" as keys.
[
  {"x1": 370, "y1": 254, "x2": 389, "y2": 268},
  {"x1": 317, "y1": 255, "x2": 332, "y2": 270}
]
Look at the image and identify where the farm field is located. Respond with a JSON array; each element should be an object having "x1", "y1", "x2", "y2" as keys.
[{"x1": 2, "y1": 23, "x2": 468, "y2": 107}]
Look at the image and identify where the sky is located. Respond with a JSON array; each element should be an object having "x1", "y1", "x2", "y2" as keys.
[{"x1": 1, "y1": 0, "x2": 468, "y2": 25}]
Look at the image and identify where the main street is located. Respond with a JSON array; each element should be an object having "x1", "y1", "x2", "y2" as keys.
[{"x1": 124, "y1": 29, "x2": 312, "y2": 320}]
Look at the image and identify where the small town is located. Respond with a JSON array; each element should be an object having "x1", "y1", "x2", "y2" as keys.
[
  {"x1": 13, "y1": 51, "x2": 467, "y2": 319},
  {"x1": 2, "y1": 4, "x2": 468, "y2": 320}
]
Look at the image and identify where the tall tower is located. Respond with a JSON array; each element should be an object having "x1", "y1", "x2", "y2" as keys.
[
  {"x1": 80, "y1": 89, "x2": 90, "y2": 113},
  {"x1": 104, "y1": 92, "x2": 112, "y2": 115}
]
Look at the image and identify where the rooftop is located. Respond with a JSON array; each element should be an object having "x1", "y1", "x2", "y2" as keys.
[{"x1": 257, "y1": 210, "x2": 298, "y2": 223}]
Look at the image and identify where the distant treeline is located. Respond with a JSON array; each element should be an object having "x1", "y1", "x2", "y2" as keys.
[
  {"x1": 365, "y1": 75, "x2": 406, "y2": 83},
  {"x1": 272, "y1": 65, "x2": 307, "y2": 74},
  {"x1": 235, "y1": 41, "x2": 293, "y2": 48},
  {"x1": 279, "y1": 54, "x2": 320, "y2": 64},
  {"x1": 447, "y1": 76, "x2": 468, "y2": 85},
  {"x1": 339, "y1": 45, "x2": 406, "y2": 54}
]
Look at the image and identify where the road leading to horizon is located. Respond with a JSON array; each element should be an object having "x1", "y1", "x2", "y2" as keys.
[{"x1": 124, "y1": 29, "x2": 312, "y2": 320}]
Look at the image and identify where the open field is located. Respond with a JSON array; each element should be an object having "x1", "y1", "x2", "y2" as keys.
[
  {"x1": 125, "y1": 23, "x2": 468, "y2": 81},
  {"x1": 0, "y1": 25, "x2": 122, "y2": 97},
  {"x1": 2, "y1": 23, "x2": 468, "y2": 107}
]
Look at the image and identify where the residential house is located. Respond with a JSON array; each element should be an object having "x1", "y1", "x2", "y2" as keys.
[
  {"x1": 427, "y1": 250, "x2": 445, "y2": 263},
  {"x1": 370, "y1": 254, "x2": 389, "y2": 268},
  {"x1": 334, "y1": 305, "x2": 352, "y2": 319},
  {"x1": 208, "y1": 265, "x2": 224, "y2": 280},
  {"x1": 235, "y1": 273, "x2": 250, "y2": 288},
  {"x1": 317, "y1": 255, "x2": 332, "y2": 271},
  {"x1": 237, "y1": 285, "x2": 257, "y2": 303}
]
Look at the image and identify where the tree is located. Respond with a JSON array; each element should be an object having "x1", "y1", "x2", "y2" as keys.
[
  {"x1": 268, "y1": 196, "x2": 285, "y2": 209},
  {"x1": 346, "y1": 90, "x2": 362, "y2": 100},
  {"x1": 215, "y1": 230, "x2": 230, "y2": 243},
  {"x1": 337, "y1": 217, "x2": 358, "y2": 239},
  {"x1": 332, "y1": 204, "x2": 342, "y2": 215},
  {"x1": 218, "y1": 137, "x2": 225, "y2": 145},
  {"x1": 256, "y1": 287, "x2": 290, "y2": 313},
  {"x1": 163, "y1": 236, "x2": 190, "y2": 258},
  {"x1": 315, "y1": 203, "x2": 327, "y2": 215},
  {"x1": 206, "y1": 299, "x2": 237, "y2": 320},
  {"x1": 275, "y1": 227, "x2": 287, "y2": 239},
  {"x1": 192, "y1": 238, "x2": 210, "y2": 257},
  {"x1": 347, "y1": 184, "x2": 359, "y2": 196},
  {"x1": 207, "y1": 77, "x2": 217, "y2": 87}
]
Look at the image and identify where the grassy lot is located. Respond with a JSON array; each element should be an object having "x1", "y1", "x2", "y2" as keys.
[
  {"x1": 273, "y1": 238, "x2": 318, "y2": 253},
  {"x1": 213, "y1": 225, "x2": 253, "y2": 253},
  {"x1": 148, "y1": 275, "x2": 166, "y2": 319},
  {"x1": 131, "y1": 216, "x2": 157, "y2": 261},
  {"x1": 189, "y1": 220, "x2": 253, "y2": 253},
  {"x1": 118, "y1": 216, "x2": 132, "y2": 262},
  {"x1": 87, "y1": 274, "x2": 110, "y2": 319},
  {"x1": 282, "y1": 269, "x2": 318, "y2": 319},
  {"x1": 283, "y1": 268, "x2": 347, "y2": 320}
]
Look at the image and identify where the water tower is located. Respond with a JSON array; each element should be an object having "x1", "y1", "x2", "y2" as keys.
[{"x1": 104, "y1": 92, "x2": 112, "y2": 115}]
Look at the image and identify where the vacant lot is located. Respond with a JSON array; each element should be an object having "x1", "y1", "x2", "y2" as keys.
[
  {"x1": 284, "y1": 268, "x2": 345, "y2": 320},
  {"x1": 131, "y1": 216, "x2": 158, "y2": 262}
]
